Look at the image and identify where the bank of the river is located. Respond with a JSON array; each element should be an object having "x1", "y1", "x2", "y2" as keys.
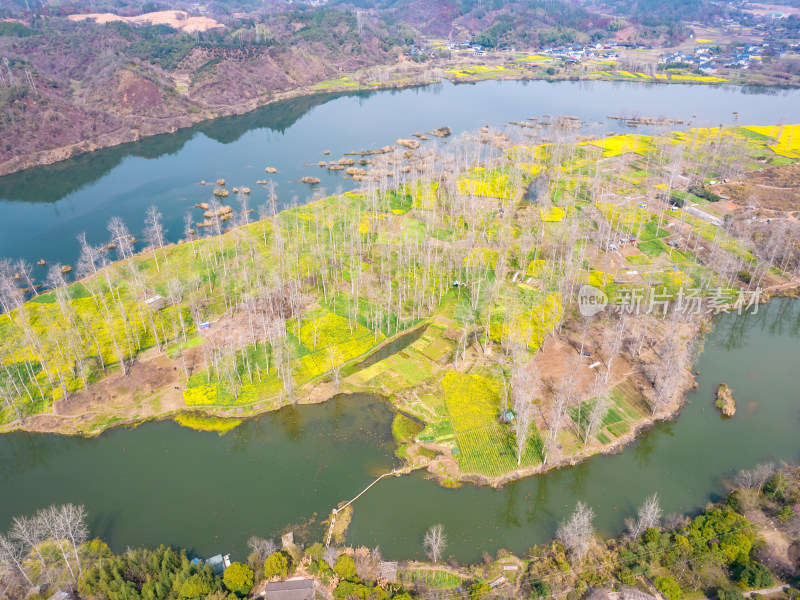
[
  {"x1": 2, "y1": 79, "x2": 800, "y2": 271},
  {"x1": 0, "y1": 299, "x2": 798, "y2": 562},
  {"x1": 2, "y1": 54, "x2": 798, "y2": 179},
  {"x1": 1, "y1": 117, "x2": 798, "y2": 497}
]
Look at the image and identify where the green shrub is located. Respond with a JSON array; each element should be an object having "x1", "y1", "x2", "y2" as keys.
[
  {"x1": 305, "y1": 542, "x2": 325, "y2": 561},
  {"x1": 669, "y1": 194, "x2": 685, "y2": 207},
  {"x1": 223, "y1": 562, "x2": 253, "y2": 597},
  {"x1": 333, "y1": 580, "x2": 370, "y2": 599},
  {"x1": 334, "y1": 554, "x2": 357, "y2": 580},
  {"x1": 725, "y1": 491, "x2": 744, "y2": 513},
  {"x1": 643, "y1": 527, "x2": 661, "y2": 544},
  {"x1": 777, "y1": 505, "x2": 795, "y2": 523},
  {"x1": 530, "y1": 580, "x2": 550, "y2": 598},
  {"x1": 470, "y1": 582, "x2": 492, "y2": 599},
  {"x1": 735, "y1": 561, "x2": 775, "y2": 589},
  {"x1": 689, "y1": 184, "x2": 721, "y2": 202},
  {"x1": 765, "y1": 473, "x2": 788, "y2": 499},
  {"x1": 655, "y1": 576, "x2": 682, "y2": 600},
  {"x1": 179, "y1": 572, "x2": 220, "y2": 599},
  {"x1": 617, "y1": 567, "x2": 637, "y2": 586},
  {"x1": 718, "y1": 589, "x2": 746, "y2": 600},
  {"x1": 263, "y1": 552, "x2": 288, "y2": 579}
]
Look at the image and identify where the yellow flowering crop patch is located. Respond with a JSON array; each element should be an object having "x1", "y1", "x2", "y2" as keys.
[
  {"x1": 669, "y1": 73, "x2": 728, "y2": 83},
  {"x1": 464, "y1": 248, "x2": 499, "y2": 269},
  {"x1": 540, "y1": 206, "x2": 566, "y2": 222},
  {"x1": 489, "y1": 293, "x2": 562, "y2": 350},
  {"x1": 173, "y1": 413, "x2": 242, "y2": 434},
  {"x1": 588, "y1": 134, "x2": 655, "y2": 157},
  {"x1": 457, "y1": 167, "x2": 515, "y2": 199},
  {"x1": 595, "y1": 200, "x2": 650, "y2": 227},
  {"x1": 525, "y1": 259, "x2": 548, "y2": 276},
  {"x1": 442, "y1": 370, "x2": 502, "y2": 434},
  {"x1": 445, "y1": 65, "x2": 508, "y2": 78},
  {"x1": 588, "y1": 270, "x2": 612, "y2": 287},
  {"x1": 742, "y1": 124, "x2": 800, "y2": 158},
  {"x1": 184, "y1": 384, "x2": 219, "y2": 406},
  {"x1": 516, "y1": 54, "x2": 553, "y2": 63}
]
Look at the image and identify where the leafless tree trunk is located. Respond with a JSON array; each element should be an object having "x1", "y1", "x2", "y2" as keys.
[
  {"x1": 626, "y1": 493, "x2": 662, "y2": 539},
  {"x1": 423, "y1": 524, "x2": 446, "y2": 563},
  {"x1": 327, "y1": 346, "x2": 342, "y2": 392},
  {"x1": 10, "y1": 515, "x2": 51, "y2": 584},
  {"x1": 144, "y1": 205, "x2": 167, "y2": 272},
  {"x1": 556, "y1": 501, "x2": 595, "y2": 562},
  {"x1": 511, "y1": 363, "x2": 540, "y2": 465},
  {"x1": 0, "y1": 534, "x2": 33, "y2": 587}
]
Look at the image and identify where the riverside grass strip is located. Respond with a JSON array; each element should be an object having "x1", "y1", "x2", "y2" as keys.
[{"x1": 406, "y1": 569, "x2": 463, "y2": 589}]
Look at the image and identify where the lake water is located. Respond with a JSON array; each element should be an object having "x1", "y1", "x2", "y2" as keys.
[
  {"x1": 2, "y1": 80, "x2": 800, "y2": 270},
  {"x1": 0, "y1": 299, "x2": 798, "y2": 563}
]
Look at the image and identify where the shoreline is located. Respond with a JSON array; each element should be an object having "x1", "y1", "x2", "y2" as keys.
[
  {"x1": 4, "y1": 288, "x2": 796, "y2": 488},
  {"x1": 2, "y1": 64, "x2": 798, "y2": 179},
  {"x1": 1, "y1": 116, "x2": 798, "y2": 489}
]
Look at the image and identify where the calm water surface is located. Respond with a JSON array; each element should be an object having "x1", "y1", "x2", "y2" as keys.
[
  {"x1": 2, "y1": 80, "x2": 800, "y2": 268},
  {"x1": 0, "y1": 300, "x2": 798, "y2": 563}
]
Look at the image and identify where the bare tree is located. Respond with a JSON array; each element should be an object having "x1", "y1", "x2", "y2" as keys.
[
  {"x1": 735, "y1": 462, "x2": 775, "y2": 493},
  {"x1": 626, "y1": 493, "x2": 662, "y2": 539},
  {"x1": 0, "y1": 533, "x2": 32, "y2": 587},
  {"x1": 556, "y1": 501, "x2": 595, "y2": 562},
  {"x1": 511, "y1": 363, "x2": 539, "y2": 465},
  {"x1": 584, "y1": 373, "x2": 611, "y2": 445},
  {"x1": 327, "y1": 346, "x2": 343, "y2": 392},
  {"x1": 247, "y1": 537, "x2": 278, "y2": 562},
  {"x1": 604, "y1": 314, "x2": 626, "y2": 383},
  {"x1": 39, "y1": 505, "x2": 80, "y2": 581},
  {"x1": 144, "y1": 205, "x2": 167, "y2": 271},
  {"x1": 663, "y1": 513, "x2": 689, "y2": 532},
  {"x1": 59, "y1": 504, "x2": 88, "y2": 577},
  {"x1": 423, "y1": 524, "x2": 446, "y2": 563},
  {"x1": 10, "y1": 514, "x2": 50, "y2": 583},
  {"x1": 323, "y1": 546, "x2": 339, "y2": 566}
]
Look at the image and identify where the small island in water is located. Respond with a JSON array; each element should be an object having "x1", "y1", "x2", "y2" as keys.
[{"x1": 716, "y1": 383, "x2": 737, "y2": 416}]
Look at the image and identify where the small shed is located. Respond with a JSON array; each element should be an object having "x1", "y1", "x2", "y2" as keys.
[
  {"x1": 499, "y1": 410, "x2": 515, "y2": 424},
  {"x1": 262, "y1": 579, "x2": 315, "y2": 600},
  {"x1": 144, "y1": 295, "x2": 169, "y2": 311},
  {"x1": 205, "y1": 554, "x2": 231, "y2": 576}
]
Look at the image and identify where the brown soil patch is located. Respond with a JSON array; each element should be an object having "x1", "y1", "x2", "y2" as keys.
[
  {"x1": 68, "y1": 10, "x2": 223, "y2": 33},
  {"x1": 532, "y1": 333, "x2": 626, "y2": 406},
  {"x1": 23, "y1": 350, "x2": 185, "y2": 435},
  {"x1": 117, "y1": 71, "x2": 163, "y2": 111},
  {"x1": 756, "y1": 521, "x2": 796, "y2": 572},
  {"x1": 712, "y1": 164, "x2": 800, "y2": 211}
]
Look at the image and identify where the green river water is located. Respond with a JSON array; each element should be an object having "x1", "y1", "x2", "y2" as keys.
[
  {"x1": 0, "y1": 299, "x2": 798, "y2": 563},
  {"x1": 1, "y1": 79, "x2": 800, "y2": 563}
]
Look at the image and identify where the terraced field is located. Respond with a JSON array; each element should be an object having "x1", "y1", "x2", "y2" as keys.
[
  {"x1": 570, "y1": 379, "x2": 652, "y2": 445},
  {"x1": 442, "y1": 371, "x2": 543, "y2": 477}
]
